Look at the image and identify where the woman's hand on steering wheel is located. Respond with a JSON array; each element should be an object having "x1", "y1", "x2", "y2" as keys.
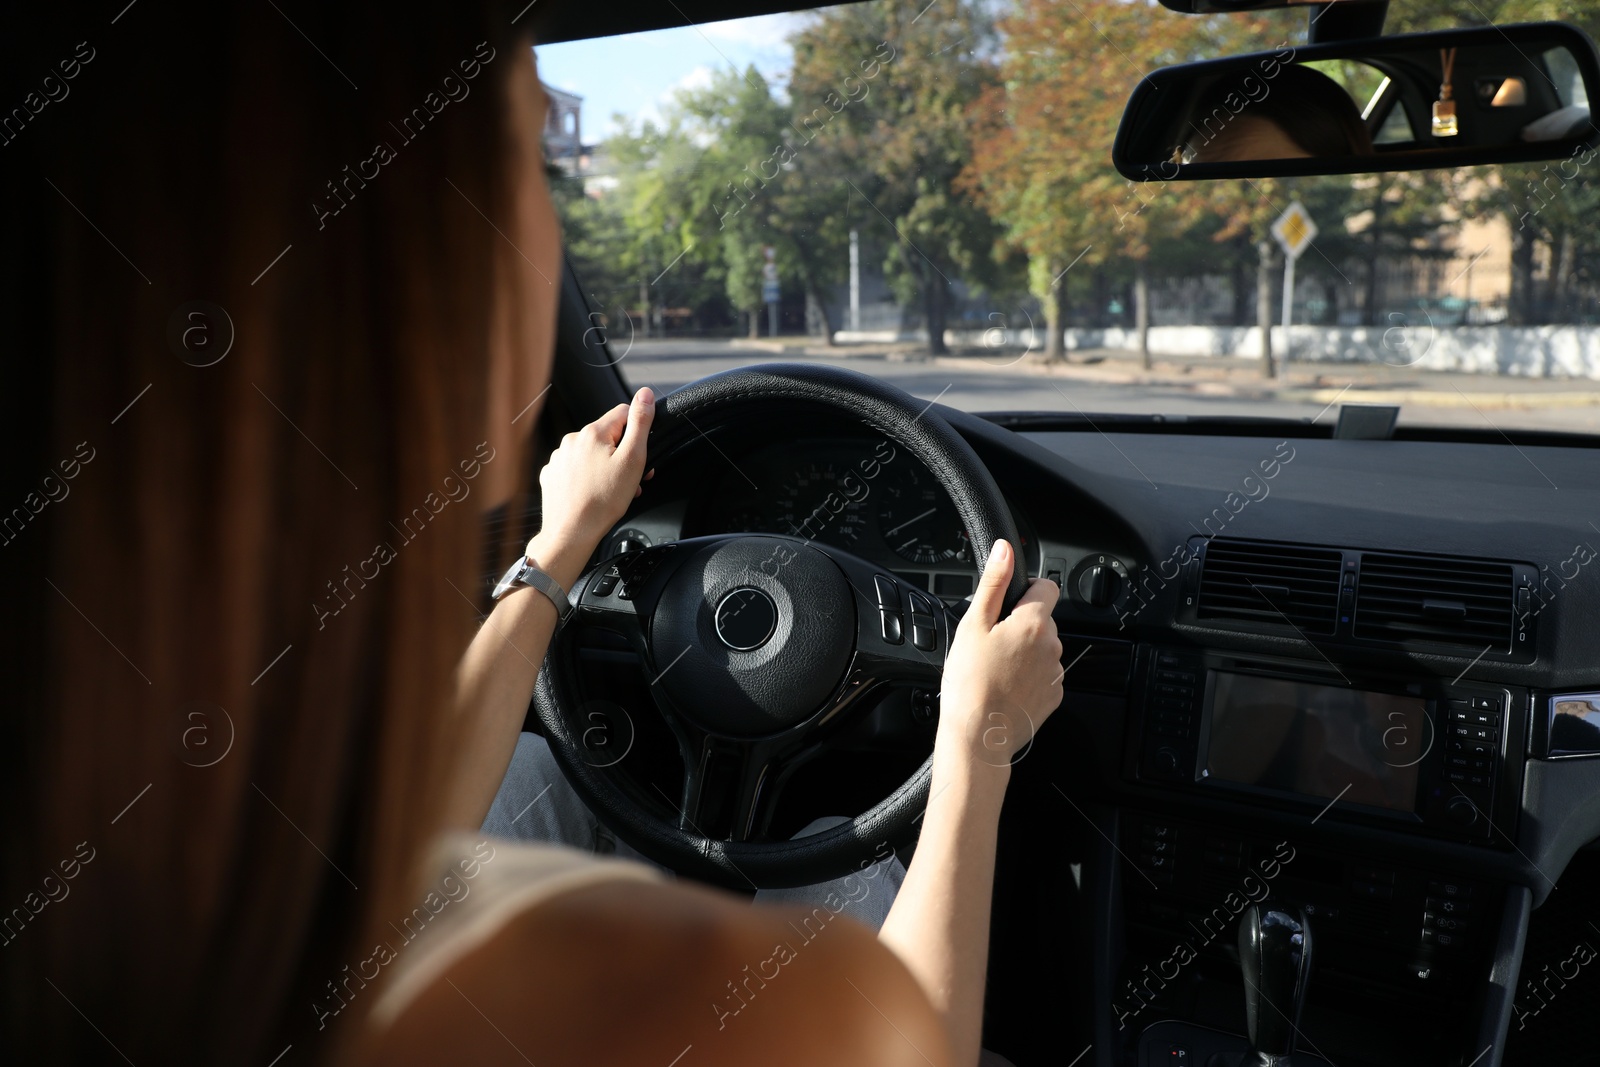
[
  {"x1": 530, "y1": 387, "x2": 656, "y2": 567},
  {"x1": 936, "y1": 539, "x2": 1063, "y2": 787}
]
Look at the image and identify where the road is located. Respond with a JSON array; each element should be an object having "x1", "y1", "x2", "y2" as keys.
[{"x1": 612, "y1": 339, "x2": 1600, "y2": 436}]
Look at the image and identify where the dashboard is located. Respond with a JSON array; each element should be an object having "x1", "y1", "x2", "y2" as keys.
[{"x1": 589, "y1": 403, "x2": 1600, "y2": 1067}]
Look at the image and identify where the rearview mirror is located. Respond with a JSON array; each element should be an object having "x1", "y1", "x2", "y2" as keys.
[{"x1": 1113, "y1": 22, "x2": 1600, "y2": 181}]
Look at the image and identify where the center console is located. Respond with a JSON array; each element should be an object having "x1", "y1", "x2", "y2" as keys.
[
  {"x1": 1134, "y1": 648, "x2": 1523, "y2": 842},
  {"x1": 1108, "y1": 645, "x2": 1531, "y2": 1066}
]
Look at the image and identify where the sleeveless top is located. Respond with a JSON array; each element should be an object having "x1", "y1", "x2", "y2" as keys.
[{"x1": 364, "y1": 834, "x2": 663, "y2": 1035}]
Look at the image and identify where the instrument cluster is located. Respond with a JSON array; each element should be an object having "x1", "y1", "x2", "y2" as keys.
[{"x1": 689, "y1": 438, "x2": 1036, "y2": 600}]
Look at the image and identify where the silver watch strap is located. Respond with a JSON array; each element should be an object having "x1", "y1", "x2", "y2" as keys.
[{"x1": 492, "y1": 557, "x2": 571, "y2": 621}]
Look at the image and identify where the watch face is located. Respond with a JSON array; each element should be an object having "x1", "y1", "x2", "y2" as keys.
[{"x1": 493, "y1": 558, "x2": 531, "y2": 600}]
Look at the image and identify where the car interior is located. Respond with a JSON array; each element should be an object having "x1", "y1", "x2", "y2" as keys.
[{"x1": 509, "y1": 1, "x2": 1600, "y2": 1065}]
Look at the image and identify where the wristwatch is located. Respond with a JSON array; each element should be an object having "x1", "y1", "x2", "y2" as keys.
[{"x1": 491, "y1": 555, "x2": 572, "y2": 621}]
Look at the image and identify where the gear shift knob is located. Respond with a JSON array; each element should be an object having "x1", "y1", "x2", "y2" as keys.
[{"x1": 1237, "y1": 903, "x2": 1312, "y2": 1065}]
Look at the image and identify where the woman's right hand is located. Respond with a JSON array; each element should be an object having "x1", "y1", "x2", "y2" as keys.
[{"x1": 936, "y1": 540, "x2": 1063, "y2": 785}]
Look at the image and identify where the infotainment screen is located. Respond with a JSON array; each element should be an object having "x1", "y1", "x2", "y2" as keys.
[{"x1": 1204, "y1": 672, "x2": 1427, "y2": 813}]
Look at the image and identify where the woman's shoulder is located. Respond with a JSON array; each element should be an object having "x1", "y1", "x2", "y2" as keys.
[
  {"x1": 354, "y1": 835, "x2": 952, "y2": 1067},
  {"x1": 362, "y1": 834, "x2": 663, "y2": 1037}
]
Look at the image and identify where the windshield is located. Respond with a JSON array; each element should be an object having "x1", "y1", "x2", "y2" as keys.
[{"x1": 538, "y1": 0, "x2": 1600, "y2": 436}]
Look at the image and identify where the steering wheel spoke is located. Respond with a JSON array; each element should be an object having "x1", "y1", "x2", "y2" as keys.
[
  {"x1": 820, "y1": 546, "x2": 952, "y2": 697},
  {"x1": 676, "y1": 735, "x2": 791, "y2": 843}
]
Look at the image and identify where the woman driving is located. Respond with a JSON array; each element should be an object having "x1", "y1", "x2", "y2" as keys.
[{"x1": 0, "y1": 4, "x2": 1063, "y2": 1065}]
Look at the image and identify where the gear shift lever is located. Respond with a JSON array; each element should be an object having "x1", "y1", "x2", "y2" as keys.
[{"x1": 1236, "y1": 903, "x2": 1312, "y2": 1067}]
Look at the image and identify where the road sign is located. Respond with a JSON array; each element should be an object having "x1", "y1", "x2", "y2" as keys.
[
  {"x1": 1270, "y1": 202, "x2": 1317, "y2": 364},
  {"x1": 1271, "y1": 201, "x2": 1318, "y2": 260},
  {"x1": 763, "y1": 280, "x2": 780, "y2": 303}
]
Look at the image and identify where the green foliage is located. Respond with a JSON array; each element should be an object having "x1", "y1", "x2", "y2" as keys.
[{"x1": 551, "y1": 0, "x2": 1600, "y2": 335}]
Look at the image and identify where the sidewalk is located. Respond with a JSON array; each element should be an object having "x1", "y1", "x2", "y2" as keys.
[{"x1": 757, "y1": 337, "x2": 1600, "y2": 411}]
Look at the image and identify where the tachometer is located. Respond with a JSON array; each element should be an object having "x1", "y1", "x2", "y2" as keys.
[
  {"x1": 877, "y1": 465, "x2": 970, "y2": 565},
  {"x1": 773, "y1": 460, "x2": 867, "y2": 546}
]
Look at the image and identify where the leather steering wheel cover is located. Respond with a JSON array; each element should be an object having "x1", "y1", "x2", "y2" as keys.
[{"x1": 533, "y1": 363, "x2": 1024, "y2": 888}]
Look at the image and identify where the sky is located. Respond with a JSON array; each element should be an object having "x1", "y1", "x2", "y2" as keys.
[{"x1": 534, "y1": 12, "x2": 805, "y2": 139}]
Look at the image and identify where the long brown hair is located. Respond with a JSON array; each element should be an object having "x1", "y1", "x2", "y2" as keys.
[{"x1": 0, "y1": 3, "x2": 533, "y2": 1061}]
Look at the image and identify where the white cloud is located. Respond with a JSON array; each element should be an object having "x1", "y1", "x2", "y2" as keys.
[
  {"x1": 664, "y1": 64, "x2": 716, "y2": 102},
  {"x1": 699, "y1": 12, "x2": 802, "y2": 48}
]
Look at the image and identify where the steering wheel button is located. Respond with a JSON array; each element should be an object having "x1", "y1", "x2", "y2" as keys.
[
  {"x1": 911, "y1": 620, "x2": 936, "y2": 651},
  {"x1": 873, "y1": 575, "x2": 901, "y2": 611},
  {"x1": 589, "y1": 564, "x2": 622, "y2": 596},
  {"x1": 880, "y1": 609, "x2": 904, "y2": 645}
]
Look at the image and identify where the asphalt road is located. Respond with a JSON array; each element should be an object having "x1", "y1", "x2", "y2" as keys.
[{"x1": 612, "y1": 339, "x2": 1600, "y2": 436}]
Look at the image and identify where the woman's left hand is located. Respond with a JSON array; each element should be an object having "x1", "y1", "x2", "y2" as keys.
[{"x1": 531, "y1": 387, "x2": 655, "y2": 561}]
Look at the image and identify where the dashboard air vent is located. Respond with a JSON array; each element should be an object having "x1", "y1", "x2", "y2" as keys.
[
  {"x1": 1195, "y1": 540, "x2": 1343, "y2": 635},
  {"x1": 1353, "y1": 553, "x2": 1515, "y2": 651}
]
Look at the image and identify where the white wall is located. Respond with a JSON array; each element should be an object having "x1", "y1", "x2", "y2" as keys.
[{"x1": 838, "y1": 325, "x2": 1600, "y2": 379}]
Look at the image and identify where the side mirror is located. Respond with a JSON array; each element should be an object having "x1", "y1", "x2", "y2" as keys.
[{"x1": 1113, "y1": 22, "x2": 1600, "y2": 181}]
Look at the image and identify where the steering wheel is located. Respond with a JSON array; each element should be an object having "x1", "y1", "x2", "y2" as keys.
[{"x1": 532, "y1": 364, "x2": 1026, "y2": 889}]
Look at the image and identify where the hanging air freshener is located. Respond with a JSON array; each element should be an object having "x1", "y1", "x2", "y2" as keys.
[{"x1": 1432, "y1": 47, "x2": 1459, "y2": 137}]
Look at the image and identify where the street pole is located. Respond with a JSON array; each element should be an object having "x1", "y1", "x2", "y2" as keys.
[
  {"x1": 849, "y1": 228, "x2": 860, "y2": 332},
  {"x1": 767, "y1": 300, "x2": 778, "y2": 338},
  {"x1": 1280, "y1": 250, "x2": 1296, "y2": 365},
  {"x1": 1257, "y1": 240, "x2": 1276, "y2": 380}
]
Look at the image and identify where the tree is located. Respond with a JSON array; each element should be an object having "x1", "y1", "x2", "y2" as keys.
[
  {"x1": 789, "y1": 0, "x2": 1005, "y2": 354},
  {"x1": 965, "y1": 0, "x2": 1300, "y2": 365},
  {"x1": 678, "y1": 66, "x2": 795, "y2": 337},
  {"x1": 603, "y1": 110, "x2": 729, "y2": 334}
]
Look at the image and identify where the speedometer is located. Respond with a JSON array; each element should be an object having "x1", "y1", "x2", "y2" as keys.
[
  {"x1": 877, "y1": 465, "x2": 970, "y2": 565},
  {"x1": 773, "y1": 460, "x2": 866, "y2": 546}
]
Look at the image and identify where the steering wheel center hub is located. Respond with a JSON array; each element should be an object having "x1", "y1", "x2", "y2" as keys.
[
  {"x1": 714, "y1": 587, "x2": 779, "y2": 650},
  {"x1": 651, "y1": 536, "x2": 855, "y2": 737}
]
